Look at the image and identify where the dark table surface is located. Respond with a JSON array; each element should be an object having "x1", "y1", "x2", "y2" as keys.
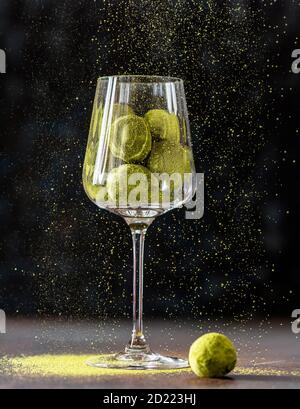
[{"x1": 0, "y1": 318, "x2": 299, "y2": 389}]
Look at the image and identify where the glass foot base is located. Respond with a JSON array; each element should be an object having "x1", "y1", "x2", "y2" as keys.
[{"x1": 86, "y1": 351, "x2": 189, "y2": 370}]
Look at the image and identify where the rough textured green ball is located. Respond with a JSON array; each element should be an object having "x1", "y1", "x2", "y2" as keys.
[
  {"x1": 112, "y1": 103, "x2": 134, "y2": 120},
  {"x1": 83, "y1": 181, "x2": 108, "y2": 203},
  {"x1": 147, "y1": 140, "x2": 191, "y2": 176},
  {"x1": 107, "y1": 164, "x2": 153, "y2": 205},
  {"x1": 91, "y1": 103, "x2": 103, "y2": 138},
  {"x1": 145, "y1": 109, "x2": 180, "y2": 143},
  {"x1": 189, "y1": 333, "x2": 237, "y2": 378},
  {"x1": 110, "y1": 114, "x2": 151, "y2": 162}
]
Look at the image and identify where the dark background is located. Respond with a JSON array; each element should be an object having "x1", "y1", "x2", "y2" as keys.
[{"x1": 0, "y1": 0, "x2": 299, "y2": 321}]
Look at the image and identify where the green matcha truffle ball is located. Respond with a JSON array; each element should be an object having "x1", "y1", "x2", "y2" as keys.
[
  {"x1": 189, "y1": 333, "x2": 237, "y2": 378},
  {"x1": 110, "y1": 114, "x2": 151, "y2": 162},
  {"x1": 83, "y1": 181, "x2": 108, "y2": 203},
  {"x1": 147, "y1": 141, "x2": 193, "y2": 204},
  {"x1": 90, "y1": 103, "x2": 104, "y2": 138},
  {"x1": 145, "y1": 109, "x2": 180, "y2": 143},
  {"x1": 107, "y1": 164, "x2": 154, "y2": 206},
  {"x1": 112, "y1": 103, "x2": 134, "y2": 120},
  {"x1": 147, "y1": 140, "x2": 191, "y2": 176}
]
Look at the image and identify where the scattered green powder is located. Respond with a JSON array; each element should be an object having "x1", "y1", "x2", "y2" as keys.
[
  {"x1": 1, "y1": 355, "x2": 299, "y2": 378},
  {"x1": 233, "y1": 367, "x2": 300, "y2": 377},
  {"x1": 1, "y1": 355, "x2": 190, "y2": 378}
]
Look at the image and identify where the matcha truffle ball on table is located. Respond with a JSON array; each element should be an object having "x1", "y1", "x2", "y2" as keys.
[
  {"x1": 145, "y1": 109, "x2": 180, "y2": 143},
  {"x1": 110, "y1": 114, "x2": 151, "y2": 162},
  {"x1": 107, "y1": 164, "x2": 154, "y2": 206},
  {"x1": 189, "y1": 333, "x2": 237, "y2": 378}
]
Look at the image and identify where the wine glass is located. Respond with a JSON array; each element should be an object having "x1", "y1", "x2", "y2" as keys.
[{"x1": 83, "y1": 75, "x2": 196, "y2": 369}]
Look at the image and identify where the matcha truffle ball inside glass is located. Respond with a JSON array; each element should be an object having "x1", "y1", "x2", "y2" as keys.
[
  {"x1": 110, "y1": 114, "x2": 151, "y2": 162},
  {"x1": 189, "y1": 333, "x2": 237, "y2": 378},
  {"x1": 145, "y1": 109, "x2": 180, "y2": 143},
  {"x1": 148, "y1": 140, "x2": 191, "y2": 176},
  {"x1": 91, "y1": 103, "x2": 104, "y2": 138},
  {"x1": 83, "y1": 174, "x2": 108, "y2": 203},
  {"x1": 147, "y1": 140, "x2": 193, "y2": 204},
  {"x1": 107, "y1": 164, "x2": 154, "y2": 206},
  {"x1": 112, "y1": 103, "x2": 134, "y2": 120}
]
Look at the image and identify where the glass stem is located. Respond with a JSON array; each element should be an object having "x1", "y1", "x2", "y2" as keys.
[{"x1": 126, "y1": 226, "x2": 150, "y2": 353}]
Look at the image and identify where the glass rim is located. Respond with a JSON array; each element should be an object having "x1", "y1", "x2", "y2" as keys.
[{"x1": 97, "y1": 75, "x2": 184, "y2": 84}]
